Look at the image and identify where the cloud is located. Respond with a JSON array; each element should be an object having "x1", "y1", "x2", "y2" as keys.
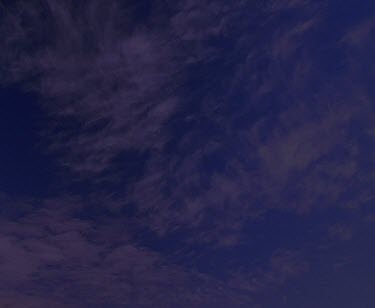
[
  {"x1": 1, "y1": 0, "x2": 185, "y2": 176},
  {"x1": 1, "y1": 1, "x2": 375, "y2": 306},
  {"x1": 328, "y1": 223, "x2": 354, "y2": 242},
  {"x1": 342, "y1": 16, "x2": 375, "y2": 46},
  {"x1": 0, "y1": 196, "x2": 314, "y2": 307},
  {"x1": 2, "y1": 0, "x2": 374, "y2": 239}
]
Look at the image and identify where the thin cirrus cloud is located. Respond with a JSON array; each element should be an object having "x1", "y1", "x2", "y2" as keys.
[{"x1": 1, "y1": 0, "x2": 375, "y2": 307}]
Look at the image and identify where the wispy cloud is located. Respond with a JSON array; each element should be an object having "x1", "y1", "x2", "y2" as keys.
[{"x1": 1, "y1": 0, "x2": 375, "y2": 306}]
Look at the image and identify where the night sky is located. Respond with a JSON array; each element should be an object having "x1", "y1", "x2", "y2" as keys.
[{"x1": 1, "y1": 1, "x2": 375, "y2": 307}]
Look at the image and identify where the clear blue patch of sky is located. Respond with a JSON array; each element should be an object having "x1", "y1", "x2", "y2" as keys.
[{"x1": 0, "y1": 85, "x2": 60, "y2": 198}]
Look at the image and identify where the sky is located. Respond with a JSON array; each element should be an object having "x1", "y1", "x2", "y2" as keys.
[{"x1": 0, "y1": 0, "x2": 375, "y2": 307}]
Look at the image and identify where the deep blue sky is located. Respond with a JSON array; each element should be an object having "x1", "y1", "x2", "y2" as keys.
[{"x1": 0, "y1": 0, "x2": 375, "y2": 307}]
